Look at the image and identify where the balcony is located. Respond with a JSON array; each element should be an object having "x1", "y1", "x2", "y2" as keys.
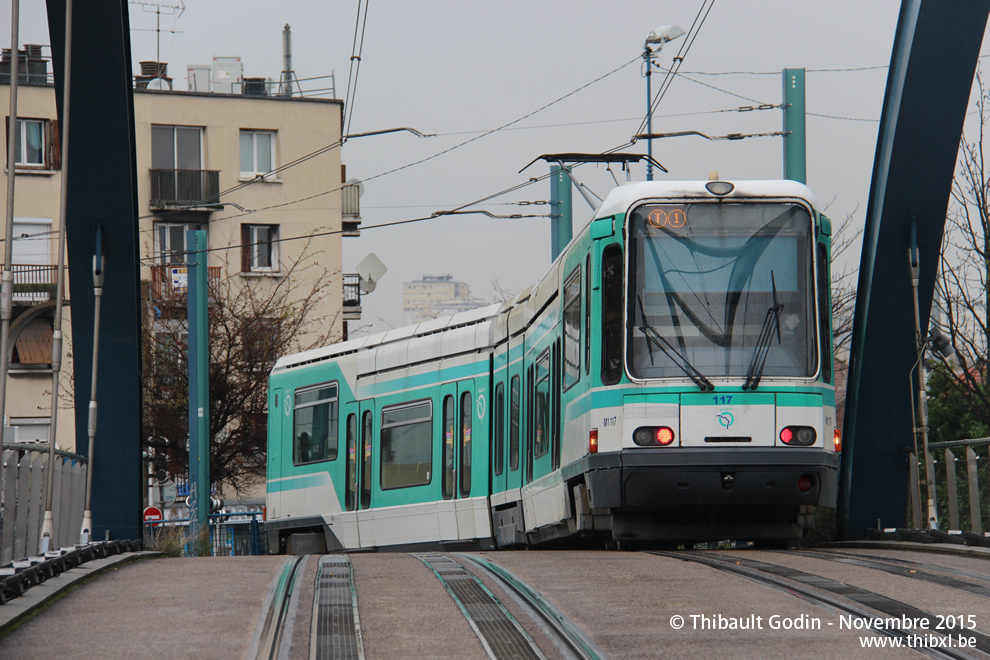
[
  {"x1": 148, "y1": 264, "x2": 223, "y2": 303},
  {"x1": 342, "y1": 182, "x2": 362, "y2": 237},
  {"x1": 0, "y1": 265, "x2": 59, "y2": 304},
  {"x1": 150, "y1": 169, "x2": 222, "y2": 211},
  {"x1": 342, "y1": 273, "x2": 361, "y2": 320}
]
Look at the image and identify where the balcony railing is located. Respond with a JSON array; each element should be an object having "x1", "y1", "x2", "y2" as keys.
[
  {"x1": 148, "y1": 264, "x2": 222, "y2": 302},
  {"x1": 0, "y1": 264, "x2": 59, "y2": 303},
  {"x1": 150, "y1": 169, "x2": 222, "y2": 210},
  {"x1": 342, "y1": 182, "x2": 362, "y2": 236},
  {"x1": 343, "y1": 273, "x2": 361, "y2": 321}
]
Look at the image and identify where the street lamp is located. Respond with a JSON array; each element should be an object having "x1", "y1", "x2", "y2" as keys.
[{"x1": 643, "y1": 24, "x2": 685, "y2": 181}]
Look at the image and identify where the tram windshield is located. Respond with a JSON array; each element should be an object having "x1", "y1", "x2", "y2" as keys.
[{"x1": 626, "y1": 201, "x2": 816, "y2": 382}]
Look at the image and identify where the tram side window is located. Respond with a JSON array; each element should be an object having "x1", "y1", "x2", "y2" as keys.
[
  {"x1": 292, "y1": 382, "x2": 338, "y2": 464},
  {"x1": 534, "y1": 351, "x2": 550, "y2": 457},
  {"x1": 818, "y1": 243, "x2": 832, "y2": 384},
  {"x1": 563, "y1": 267, "x2": 581, "y2": 390},
  {"x1": 494, "y1": 382, "x2": 505, "y2": 476},
  {"x1": 361, "y1": 411, "x2": 372, "y2": 509},
  {"x1": 380, "y1": 401, "x2": 432, "y2": 490},
  {"x1": 345, "y1": 414, "x2": 357, "y2": 511},
  {"x1": 460, "y1": 391, "x2": 472, "y2": 498},
  {"x1": 585, "y1": 253, "x2": 592, "y2": 376},
  {"x1": 553, "y1": 339, "x2": 561, "y2": 470},
  {"x1": 602, "y1": 244, "x2": 624, "y2": 385},
  {"x1": 509, "y1": 375, "x2": 520, "y2": 471},
  {"x1": 443, "y1": 395, "x2": 455, "y2": 499}
]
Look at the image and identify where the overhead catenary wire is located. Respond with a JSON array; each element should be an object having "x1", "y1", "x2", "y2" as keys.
[
  {"x1": 143, "y1": 50, "x2": 643, "y2": 233},
  {"x1": 139, "y1": 167, "x2": 562, "y2": 265},
  {"x1": 635, "y1": 0, "x2": 717, "y2": 138},
  {"x1": 342, "y1": 0, "x2": 370, "y2": 137}
]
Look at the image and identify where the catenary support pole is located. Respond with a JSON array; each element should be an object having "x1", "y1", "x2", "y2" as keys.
[
  {"x1": 0, "y1": 0, "x2": 20, "y2": 466},
  {"x1": 79, "y1": 225, "x2": 104, "y2": 543},
  {"x1": 187, "y1": 230, "x2": 210, "y2": 549},
  {"x1": 782, "y1": 68, "x2": 806, "y2": 183},
  {"x1": 550, "y1": 165, "x2": 573, "y2": 261},
  {"x1": 41, "y1": 0, "x2": 73, "y2": 554}
]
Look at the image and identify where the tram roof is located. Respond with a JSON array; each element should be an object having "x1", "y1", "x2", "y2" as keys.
[
  {"x1": 595, "y1": 179, "x2": 818, "y2": 219},
  {"x1": 272, "y1": 302, "x2": 503, "y2": 373}
]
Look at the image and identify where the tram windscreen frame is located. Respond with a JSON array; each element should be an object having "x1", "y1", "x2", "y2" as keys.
[{"x1": 626, "y1": 201, "x2": 817, "y2": 381}]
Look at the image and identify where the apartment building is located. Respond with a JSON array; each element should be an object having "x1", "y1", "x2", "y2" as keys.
[
  {"x1": 401, "y1": 274, "x2": 478, "y2": 325},
  {"x1": 1, "y1": 46, "x2": 360, "y2": 453}
]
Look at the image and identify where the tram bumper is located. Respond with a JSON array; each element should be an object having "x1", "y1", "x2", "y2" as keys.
[{"x1": 577, "y1": 448, "x2": 840, "y2": 512}]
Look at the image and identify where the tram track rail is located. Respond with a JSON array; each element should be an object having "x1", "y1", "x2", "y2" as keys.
[
  {"x1": 249, "y1": 555, "x2": 306, "y2": 660},
  {"x1": 457, "y1": 553, "x2": 606, "y2": 660},
  {"x1": 650, "y1": 550, "x2": 987, "y2": 659},
  {"x1": 416, "y1": 553, "x2": 546, "y2": 660},
  {"x1": 806, "y1": 548, "x2": 990, "y2": 587},
  {"x1": 780, "y1": 549, "x2": 990, "y2": 599}
]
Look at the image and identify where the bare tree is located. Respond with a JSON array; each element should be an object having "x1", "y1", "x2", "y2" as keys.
[
  {"x1": 829, "y1": 205, "x2": 862, "y2": 365},
  {"x1": 930, "y1": 70, "x2": 990, "y2": 443},
  {"x1": 142, "y1": 236, "x2": 339, "y2": 492}
]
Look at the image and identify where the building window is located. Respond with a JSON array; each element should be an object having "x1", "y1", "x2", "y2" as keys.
[
  {"x1": 151, "y1": 323, "x2": 187, "y2": 387},
  {"x1": 380, "y1": 401, "x2": 432, "y2": 490},
  {"x1": 11, "y1": 317, "x2": 53, "y2": 366},
  {"x1": 152, "y1": 125, "x2": 202, "y2": 170},
  {"x1": 241, "y1": 224, "x2": 279, "y2": 272},
  {"x1": 5, "y1": 117, "x2": 60, "y2": 170},
  {"x1": 8, "y1": 418, "x2": 50, "y2": 444},
  {"x1": 239, "y1": 130, "x2": 275, "y2": 178},
  {"x1": 293, "y1": 382, "x2": 339, "y2": 465},
  {"x1": 154, "y1": 222, "x2": 201, "y2": 264},
  {"x1": 244, "y1": 318, "x2": 278, "y2": 366},
  {"x1": 11, "y1": 217, "x2": 52, "y2": 265}
]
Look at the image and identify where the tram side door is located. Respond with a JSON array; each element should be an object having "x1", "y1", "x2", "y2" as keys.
[
  {"x1": 267, "y1": 388, "x2": 284, "y2": 518},
  {"x1": 356, "y1": 400, "x2": 376, "y2": 547},
  {"x1": 439, "y1": 380, "x2": 474, "y2": 537},
  {"x1": 342, "y1": 402, "x2": 362, "y2": 547}
]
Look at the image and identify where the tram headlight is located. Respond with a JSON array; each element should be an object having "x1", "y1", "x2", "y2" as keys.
[
  {"x1": 780, "y1": 426, "x2": 816, "y2": 446},
  {"x1": 633, "y1": 426, "x2": 676, "y2": 446}
]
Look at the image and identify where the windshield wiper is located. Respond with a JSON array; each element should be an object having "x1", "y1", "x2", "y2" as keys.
[
  {"x1": 637, "y1": 296, "x2": 714, "y2": 392},
  {"x1": 742, "y1": 272, "x2": 783, "y2": 390}
]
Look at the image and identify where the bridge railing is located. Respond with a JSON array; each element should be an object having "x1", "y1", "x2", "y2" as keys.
[
  {"x1": 910, "y1": 438, "x2": 990, "y2": 533},
  {"x1": 0, "y1": 444, "x2": 88, "y2": 566},
  {"x1": 143, "y1": 511, "x2": 266, "y2": 557}
]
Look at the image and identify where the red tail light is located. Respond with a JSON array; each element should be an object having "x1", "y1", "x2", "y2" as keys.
[
  {"x1": 589, "y1": 429, "x2": 598, "y2": 454},
  {"x1": 834, "y1": 429, "x2": 842, "y2": 453},
  {"x1": 633, "y1": 426, "x2": 676, "y2": 446},
  {"x1": 780, "y1": 426, "x2": 816, "y2": 446}
]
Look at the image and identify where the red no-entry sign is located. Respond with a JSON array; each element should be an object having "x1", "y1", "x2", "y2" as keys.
[{"x1": 143, "y1": 506, "x2": 163, "y2": 527}]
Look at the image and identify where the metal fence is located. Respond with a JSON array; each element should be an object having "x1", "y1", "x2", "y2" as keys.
[
  {"x1": 910, "y1": 437, "x2": 990, "y2": 532},
  {"x1": 143, "y1": 511, "x2": 266, "y2": 557},
  {"x1": 0, "y1": 444, "x2": 88, "y2": 566}
]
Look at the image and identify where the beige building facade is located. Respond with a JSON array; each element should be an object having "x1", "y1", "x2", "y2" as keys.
[
  {"x1": 2, "y1": 47, "x2": 353, "y2": 456},
  {"x1": 402, "y1": 274, "x2": 477, "y2": 325}
]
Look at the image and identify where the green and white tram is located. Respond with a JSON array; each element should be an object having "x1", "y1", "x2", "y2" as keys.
[{"x1": 265, "y1": 179, "x2": 840, "y2": 553}]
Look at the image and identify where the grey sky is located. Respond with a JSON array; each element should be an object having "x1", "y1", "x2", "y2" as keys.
[{"x1": 8, "y1": 1, "x2": 988, "y2": 336}]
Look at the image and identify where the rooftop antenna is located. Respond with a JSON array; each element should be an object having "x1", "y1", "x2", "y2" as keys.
[{"x1": 128, "y1": 1, "x2": 185, "y2": 71}]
